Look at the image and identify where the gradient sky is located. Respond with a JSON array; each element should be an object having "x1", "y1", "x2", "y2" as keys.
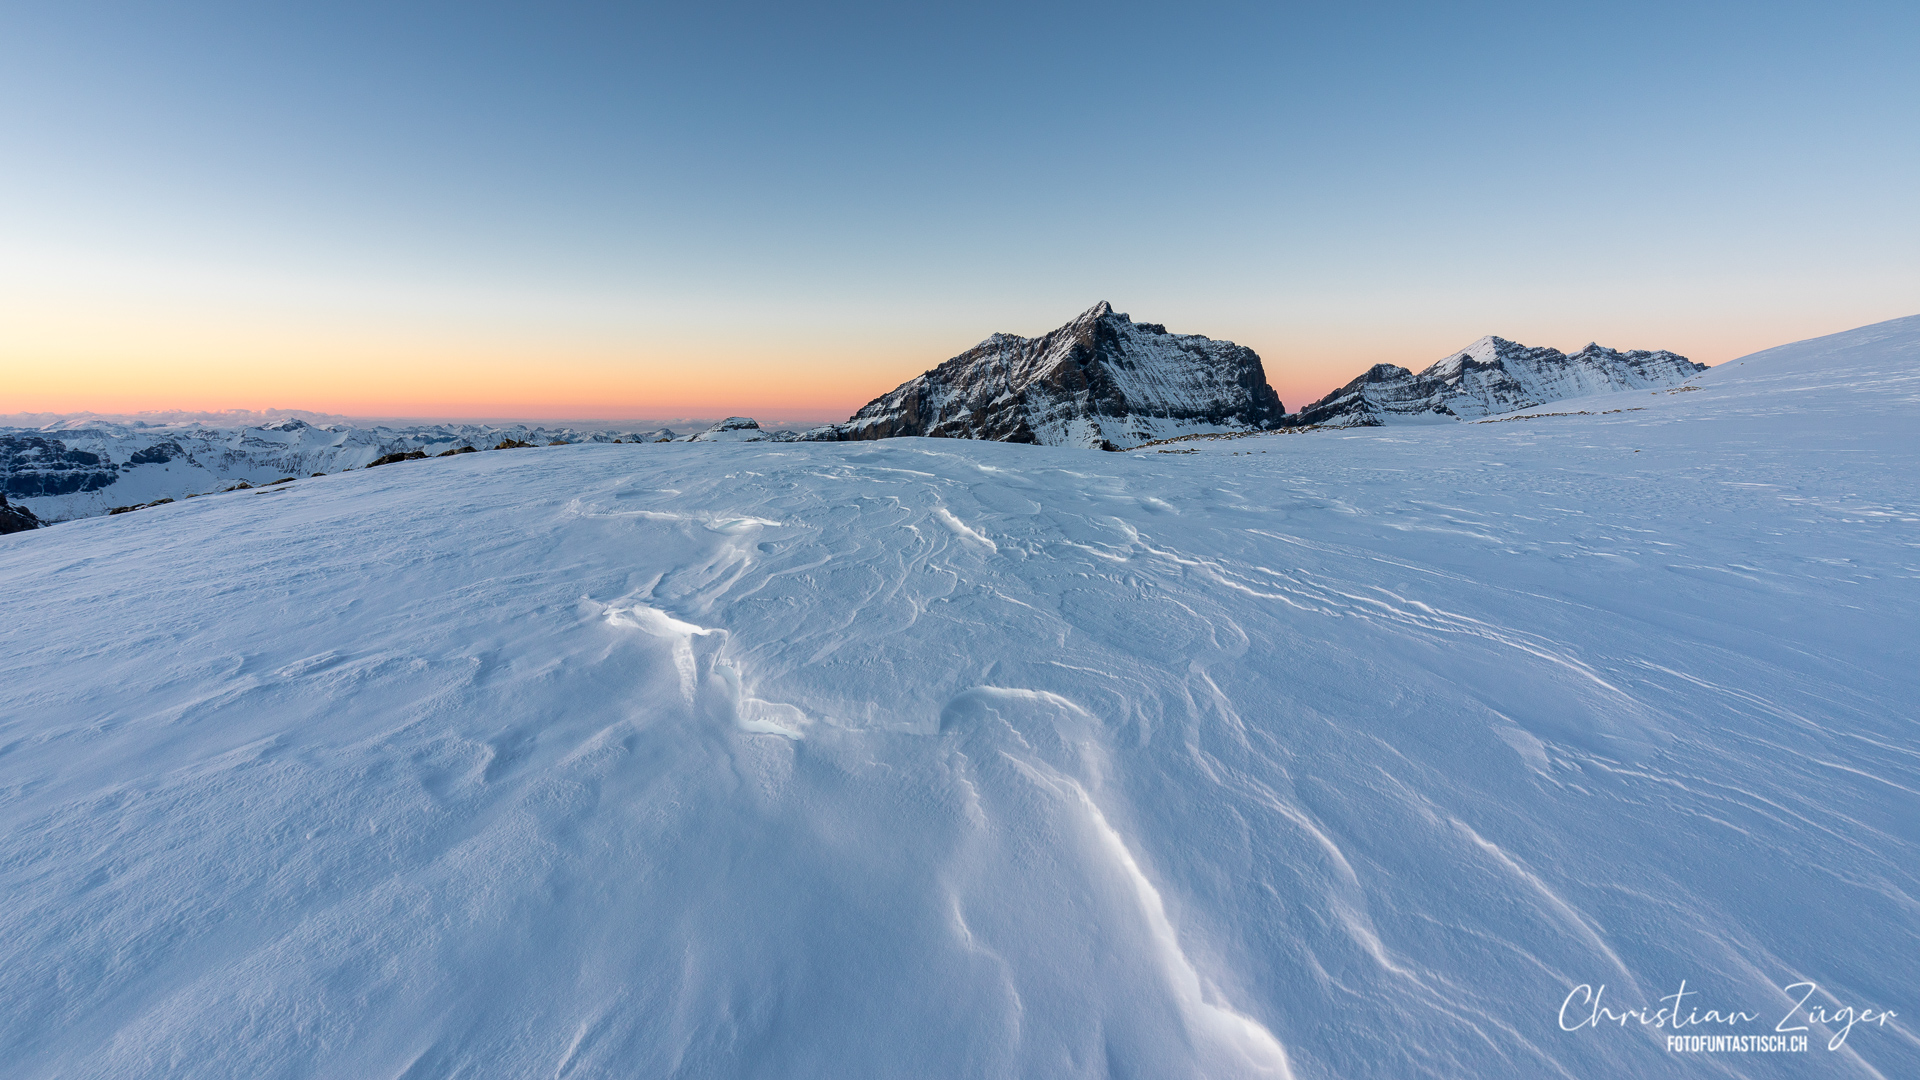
[{"x1": 3, "y1": 0, "x2": 1916, "y2": 423}]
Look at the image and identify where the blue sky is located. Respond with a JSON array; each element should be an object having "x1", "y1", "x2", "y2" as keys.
[{"x1": 2, "y1": 0, "x2": 1915, "y2": 419}]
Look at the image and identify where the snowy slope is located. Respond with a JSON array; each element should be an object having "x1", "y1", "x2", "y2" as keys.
[
  {"x1": 1294, "y1": 336, "x2": 1706, "y2": 426},
  {"x1": 1, "y1": 418, "x2": 676, "y2": 522},
  {"x1": 1, "y1": 317, "x2": 1917, "y2": 1078},
  {"x1": 807, "y1": 302, "x2": 1286, "y2": 449}
]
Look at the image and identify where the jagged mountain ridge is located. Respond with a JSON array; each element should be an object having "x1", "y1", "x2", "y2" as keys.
[
  {"x1": 1294, "y1": 336, "x2": 1706, "y2": 427},
  {"x1": 803, "y1": 302, "x2": 1285, "y2": 449}
]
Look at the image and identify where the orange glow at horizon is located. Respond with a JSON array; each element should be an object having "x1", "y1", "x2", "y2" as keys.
[
  {"x1": 0, "y1": 306, "x2": 928, "y2": 422},
  {"x1": 0, "y1": 314, "x2": 1363, "y2": 421}
]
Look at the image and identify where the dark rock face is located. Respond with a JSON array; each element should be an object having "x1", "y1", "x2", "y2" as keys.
[
  {"x1": 366, "y1": 450, "x2": 429, "y2": 468},
  {"x1": 0, "y1": 493, "x2": 41, "y2": 534},
  {"x1": 128, "y1": 441, "x2": 184, "y2": 465},
  {"x1": 804, "y1": 302, "x2": 1286, "y2": 449},
  {"x1": 0, "y1": 435, "x2": 120, "y2": 498},
  {"x1": 1293, "y1": 336, "x2": 1707, "y2": 427}
]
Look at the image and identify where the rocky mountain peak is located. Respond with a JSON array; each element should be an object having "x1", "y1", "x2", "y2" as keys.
[
  {"x1": 683, "y1": 417, "x2": 776, "y2": 443},
  {"x1": 800, "y1": 304, "x2": 1285, "y2": 449},
  {"x1": 1359, "y1": 363, "x2": 1415, "y2": 382}
]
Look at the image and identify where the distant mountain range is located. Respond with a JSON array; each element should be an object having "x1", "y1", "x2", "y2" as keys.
[
  {"x1": 1292, "y1": 337, "x2": 1707, "y2": 427},
  {"x1": 0, "y1": 420, "x2": 682, "y2": 523},
  {"x1": 797, "y1": 304, "x2": 1701, "y2": 444},
  {"x1": 3, "y1": 305, "x2": 1708, "y2": 523}
]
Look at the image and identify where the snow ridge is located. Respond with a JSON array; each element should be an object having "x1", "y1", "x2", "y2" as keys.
[
  {"x1": 802, "y1": 302, "x2": 1287, "y2": 449},
  {"x1": 1293, "y1": 336, "x2": 1706, "y2": 427}
]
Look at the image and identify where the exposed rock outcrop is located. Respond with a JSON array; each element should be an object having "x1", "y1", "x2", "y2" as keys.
[
  {"x1": 366, "y1": 450, "x2": 429, "y2": 468},
  {"x1": 803, "y1": 302, "x2": 1285, "y2": 449},
  {"x1": 107, "y1": 497, "x2": 175, "y2": 516},
  {"x1": 0, "y1": 493, "x2": 41, "y2": 534}
]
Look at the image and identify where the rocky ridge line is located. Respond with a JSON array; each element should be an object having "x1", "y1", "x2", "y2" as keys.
[{"x1": 1293, "y1": 336, "x2": 1706, "y2": 427}]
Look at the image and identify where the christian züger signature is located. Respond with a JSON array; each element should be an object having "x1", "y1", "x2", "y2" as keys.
[{"x1": 1559, "y1": 981, "x2": 1899, "y2": 1050}]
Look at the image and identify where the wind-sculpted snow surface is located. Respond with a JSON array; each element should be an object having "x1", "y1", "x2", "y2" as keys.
[
  {"x1": 1294, "y1": 335, "x2": 1707, "y2": 426},
  {"x1": 2, "y1": 316, "x2": 1917, "y2": 1078},
  {"x1": 807, "y1": 301, "x2": 1286, "y2": 448}
]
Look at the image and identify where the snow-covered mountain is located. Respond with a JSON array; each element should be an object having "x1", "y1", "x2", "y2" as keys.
[
  {"x1": 677, "y1": 417, "x2": 806, "y2": 443},
  {"x1": 3, "y1": 314, "x2": 1916, "y2": 1079},
  {"x1": 0, "y1": 418, "x2": 680, "y2": 522},
  {"x1": 803, "y1": 302, "x2": 1286, "y2": 449},
  {"x1": 1293, "y1": 336, "x2": 1706, "y2": 426}
]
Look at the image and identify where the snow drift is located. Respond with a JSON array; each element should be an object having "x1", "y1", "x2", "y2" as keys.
[{"x1": 1, "y1": 315, "x2": 1917, "y2": 1078}]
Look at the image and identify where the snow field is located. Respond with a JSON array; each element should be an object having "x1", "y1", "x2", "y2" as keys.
[{"x1": 1, "y1": 316, "x2": 1916, "y2": 1077}]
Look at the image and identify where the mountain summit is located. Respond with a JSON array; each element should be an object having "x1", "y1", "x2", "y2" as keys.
[
  {"x1": 1292, "y1": 335, "x2": 1706, "y2": 426},
  {"x1": 805, "y1": 303, "x2": 1285, "y2": 449}
]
